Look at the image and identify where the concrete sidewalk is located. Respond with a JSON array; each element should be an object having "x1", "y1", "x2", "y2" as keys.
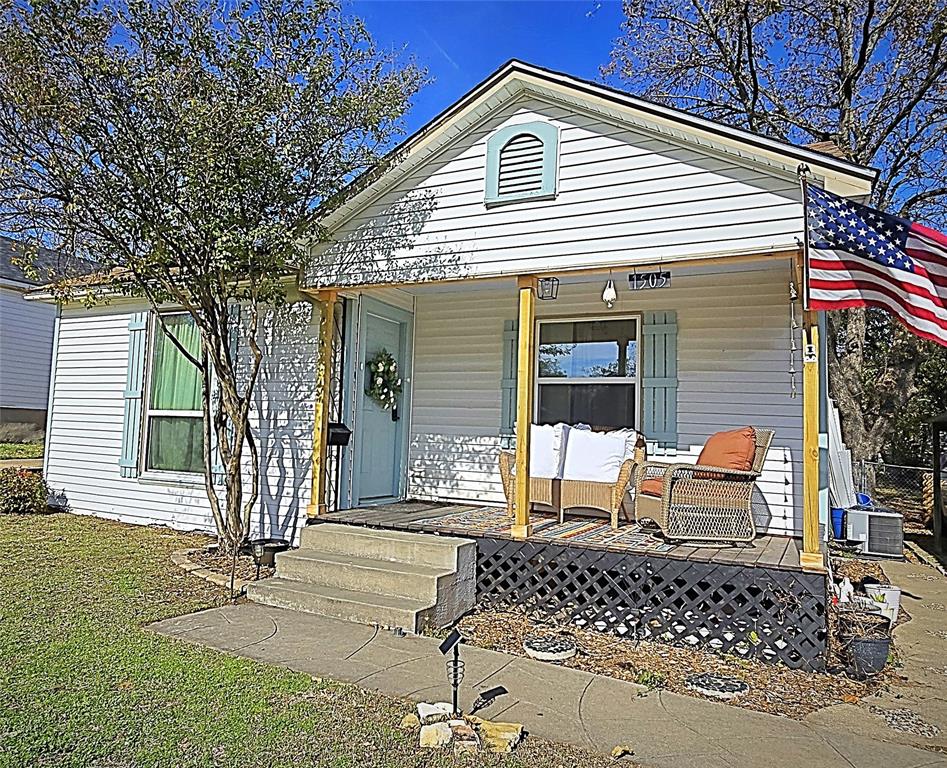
[{"x1": 151, "y1": 574, "x2": 946, "y2": 768}]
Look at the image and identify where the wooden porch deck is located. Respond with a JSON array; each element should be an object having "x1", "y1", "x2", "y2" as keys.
[{"x1": 320, "y1": 500, "x2": 804, "y2": 572}]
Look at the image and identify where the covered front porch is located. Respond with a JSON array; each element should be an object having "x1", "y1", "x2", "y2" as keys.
[
  {"x1": 304, "y1": 253, "x2": 827, "y2": 572},
  {"x1": 298, "y1": 253, "x2": 833, "y2": 669}
]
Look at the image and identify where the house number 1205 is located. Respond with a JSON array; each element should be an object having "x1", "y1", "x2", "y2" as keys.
[{"x1": 628, "y1": 271, "x2": 671, "y2": 291}]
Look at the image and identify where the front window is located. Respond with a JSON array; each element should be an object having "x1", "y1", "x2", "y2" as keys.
[
  {"x1": 145, "y1": 313, "x2": 204, "y2": 474},
  {"x1": 537, "y1": 317, "x2": 639, "y2": 428}
]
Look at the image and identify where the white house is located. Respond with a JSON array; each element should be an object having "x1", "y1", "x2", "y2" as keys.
[
  {"x1": 0, "y1": 238, "x2": 60, "y2": 427},
  {"x1": 37, "y1": 61, "x2": 876, "y2": 565}
]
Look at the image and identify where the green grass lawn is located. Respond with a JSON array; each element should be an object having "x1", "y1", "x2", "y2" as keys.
[
  {"x1": 0, "y1": 441, "x2": 43, "y2": 460},
  {"x1": 0, "y1": 514, "x2": 612, "y2": 768}
]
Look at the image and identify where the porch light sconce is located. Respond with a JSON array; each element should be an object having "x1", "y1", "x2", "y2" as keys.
[
  {"x1": 602, "y1": 276, "x2": 617, "y2": 308},
  {"x1": 537, "y1": 276, "x2": 559, "y2": 301}
]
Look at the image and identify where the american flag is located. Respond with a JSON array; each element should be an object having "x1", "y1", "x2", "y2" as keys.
[{"x1": 805, "y1": 184, "x2": 947, "y2": 347}]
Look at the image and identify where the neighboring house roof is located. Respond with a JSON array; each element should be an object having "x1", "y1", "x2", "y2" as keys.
[
  {"x1": 320, "y1": 60, "x2": 876, "y2": 234},
  {"x1": 0, "y1": 237, "x2": 97, "y2": 288}
]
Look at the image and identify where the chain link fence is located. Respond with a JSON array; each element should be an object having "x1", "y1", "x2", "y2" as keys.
[{"x1": 854, "y1": 460, "x2": 936, "y2": 527}]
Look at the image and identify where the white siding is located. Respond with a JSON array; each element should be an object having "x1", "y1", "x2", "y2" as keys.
[
  {"x1": 311, "y1": 96, "x2": 803, "y2": 286},
  {"x1": 45, "y1": 298, "x2": 319, "y2": 541},
  {"x1": 0, "y1": 285, "x2": 56, "y2": 412},
  {"x1": 406, "y1": 262, "x2": 803, "y2": 536}
]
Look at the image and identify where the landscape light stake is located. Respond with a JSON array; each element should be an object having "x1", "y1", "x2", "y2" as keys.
[
  {"x1": 251, "y1": 541, "x2": 265, "y2": 581},
  {"x1": 438, "y1": 628, "x2": 465, "y2": 717}
]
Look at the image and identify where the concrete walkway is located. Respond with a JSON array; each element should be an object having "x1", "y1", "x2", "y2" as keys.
[
  {"x1": 152, "y1": 558, "x2": 947, "y2": 768},
  {"x1": 0, "y1": 457, "x2": 42, "y2": 469}
]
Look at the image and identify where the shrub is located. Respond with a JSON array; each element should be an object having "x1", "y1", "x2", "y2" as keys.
[
  {"x1": 0, "y1": 468, "x2": 49, "y2": 514},
  {"x1": 0, "y1": 422, "x2": 44, "y2": 444}
]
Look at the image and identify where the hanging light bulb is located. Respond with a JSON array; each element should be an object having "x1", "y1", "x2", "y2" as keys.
[{"x1": 602, "y1": 275, "x2": 617, "y2": 308}]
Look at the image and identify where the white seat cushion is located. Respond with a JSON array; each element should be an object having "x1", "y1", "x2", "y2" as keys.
[
  {"x1": 561, "y1": 429, "x2": 630, "y2": 483},
  {"x1": 528, "y1": 423, "x2": 568, "y2": 479}
]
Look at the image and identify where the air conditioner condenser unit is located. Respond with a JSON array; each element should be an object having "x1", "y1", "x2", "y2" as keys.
[{"x1": 846, "y1": 506, "x2": 903, "y2": 558}]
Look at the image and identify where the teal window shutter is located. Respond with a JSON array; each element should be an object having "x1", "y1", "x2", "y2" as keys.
[
  {"x1": 210, "y1": 303, "x2": 240, "y2": 484},
  {"x1": 119, "y1": 312, "x2": 149, "y2": 477},
  {"x1": 642, "y1": 311, "x2": 678, "y2": 449},
  {"x1": 500, "y1": 319, "x2": 518, "y2": 436},
  {"x1": 485, "y1": 121, "x2": 559, "y2": 205}
]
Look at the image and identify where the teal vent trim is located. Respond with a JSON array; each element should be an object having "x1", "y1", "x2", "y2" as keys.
[{"x1": 485, "y1": 121, "x2": 559, "y2": 205}]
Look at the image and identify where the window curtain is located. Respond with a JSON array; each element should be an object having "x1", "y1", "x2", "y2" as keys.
[{"x1": 150, "y1": 315, "x2": 202, "y2": 410}]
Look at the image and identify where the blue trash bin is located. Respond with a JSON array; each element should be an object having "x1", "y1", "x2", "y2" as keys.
[{"x1": 831, "y1": 508, "x2": 846, "y2": 539}]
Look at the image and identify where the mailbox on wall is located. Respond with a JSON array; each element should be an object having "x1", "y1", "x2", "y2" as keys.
[{"x1": 327, "y1": 423, "x2": 352, "y2": 447}]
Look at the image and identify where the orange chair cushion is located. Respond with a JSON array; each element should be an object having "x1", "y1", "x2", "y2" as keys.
[
  {"x1": 640, "y1": 477, "x2": 664, "y2": 497},
  {"x1": 697, "y1": 427, "x2": 757, "y2": 473}
]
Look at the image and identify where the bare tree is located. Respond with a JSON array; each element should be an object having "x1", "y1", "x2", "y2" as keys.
[
  {"x1": 607, "y1": 0, "x2": 947, "y2": 461},
  {"x1": 0, "y1": 0, "x2": 423, "y2": 552}
]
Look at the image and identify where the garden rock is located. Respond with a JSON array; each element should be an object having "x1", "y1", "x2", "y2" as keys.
[
  {"x1": 399, "y1": 713, "x2": 420, "y2": 729},
  {"x1": 419, "y1": 722, "x2": 452, "y2": 749},
  {"x1": 417, "y1": 701, "x2": 452, "y2": 723},
  {"x1": 417, "y1": 702, "x2": 453, "y2": 724},
  {"x1": 469, "y1": 717, "x2": 523, "y2": 753},
  {"x1": 450, "y1": 722, "x2": 480, "y2": 754}
]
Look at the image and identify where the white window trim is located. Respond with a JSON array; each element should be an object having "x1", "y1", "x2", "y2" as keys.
[
  {"x1": 140, "y1": 311, "x2": 205, "y2": 480},
  {"x1": 534, "y1": 314, "x2": 643, "y2": 429}
]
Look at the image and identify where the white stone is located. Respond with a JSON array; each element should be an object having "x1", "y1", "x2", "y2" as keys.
[
  {"x1": 419, "y1": 722, "x2": 452, "y2": 749},
  {"x1": 417, "y1": 701, "x2": 453, "y2": 724}
]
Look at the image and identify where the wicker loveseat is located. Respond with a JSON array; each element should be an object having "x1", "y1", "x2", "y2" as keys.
[
  {"x1": 634, "y1": 427, "x2": 774, "y2": 544},
  {"x1": 499, "y1": 424, "x2": 645, "y2": 529}
]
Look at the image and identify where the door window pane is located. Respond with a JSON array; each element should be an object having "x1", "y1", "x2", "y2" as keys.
[{"x1": 538, "y1": 319, "x2": 637, "y2": 378}]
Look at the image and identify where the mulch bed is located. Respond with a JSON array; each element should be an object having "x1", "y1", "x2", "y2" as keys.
[
  {"x1": 189, "y1": 547, "x2": 275, "y2": 582},
  {"x1": 458, "y1": 608, "x2": 891, "y2": 719},
  {"x1": 833, "y1": 558, "x2": 887, "y2": 585}
]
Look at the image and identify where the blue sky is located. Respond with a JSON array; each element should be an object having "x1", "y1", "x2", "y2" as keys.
[{"x1": 350, "y1": 0, "x2": 625, "y2": 135}]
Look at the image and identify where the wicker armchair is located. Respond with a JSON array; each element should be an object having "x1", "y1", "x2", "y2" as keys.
[
  {"x1": 499, "y1": 437, "x2": 645, "y2": 529},
  {"x1": 498, "y1": 450, "x2": 558, "y2": 517},
  {"x1": 634, "y1": 428, "x2": 774, "y2": 543},
  {"x1": 560, "y1": 456, "x2": 640, "y2": 529}
]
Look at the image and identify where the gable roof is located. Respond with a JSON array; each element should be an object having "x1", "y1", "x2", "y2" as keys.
[{"x1": 320, "y1": 60, "x2": 876, "y2": 233}]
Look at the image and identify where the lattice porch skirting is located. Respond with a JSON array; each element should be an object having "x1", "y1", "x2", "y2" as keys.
[{"x1": 475, "y1": 537, "x2": 828, "y2": 670}]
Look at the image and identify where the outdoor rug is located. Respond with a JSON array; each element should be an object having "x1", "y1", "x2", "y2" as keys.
[{"x1": 410, "y1": 505, "x2": 677, "y2": 554}]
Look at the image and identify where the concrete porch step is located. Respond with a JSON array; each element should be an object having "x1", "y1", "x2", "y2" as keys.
[
  {"x1": 275, "y1": 549, "x2": 451, "y2": 601},
  {"x1": 299, "y1": 522, "x2": 467, "y2": 569},
  {"x1": 247, "y1": 524, "x2": 476, "y2": 631},
  {"x1": 245, "y1": 578, "x2": 432, "y2": 632}
]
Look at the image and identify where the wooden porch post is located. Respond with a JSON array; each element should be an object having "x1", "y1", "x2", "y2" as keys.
[
  {"x1": 801, "y1": 322, "x2": 824, "y2": 570},
  {"x1": 307, "y1": 290, "x2": 337, "y2": 518},
  {"x1": 512, "y1": 275, "x2": 537, "y2": 539}
]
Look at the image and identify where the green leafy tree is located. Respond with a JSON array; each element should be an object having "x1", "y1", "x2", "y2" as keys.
[
  {"x1": 0, "y1": 0, "x2": 423, "y2": 552},
  {"x1": 607, "y1": 0, "x2": 947, "y2": 463}
]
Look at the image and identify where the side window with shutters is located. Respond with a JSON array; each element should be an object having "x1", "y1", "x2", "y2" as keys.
[
  {"x1": 119, "y1": 307, "x2": 238, "y2": 480},
  {"x1": 642, "y1": 310, "x2": 679, "y2": 451},
  {"x1": 485, "y1": 121, "x2": 559, "y2": 205}
]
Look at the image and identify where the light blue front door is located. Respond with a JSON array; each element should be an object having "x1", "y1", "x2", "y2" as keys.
[{"x1": 353, "y1": 298, "x2": 412, "y2": 505}]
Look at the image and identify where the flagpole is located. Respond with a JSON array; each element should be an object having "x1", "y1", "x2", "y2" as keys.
[{"x1": 797, "y1": 163, "x2": 812, "y2": 311}]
